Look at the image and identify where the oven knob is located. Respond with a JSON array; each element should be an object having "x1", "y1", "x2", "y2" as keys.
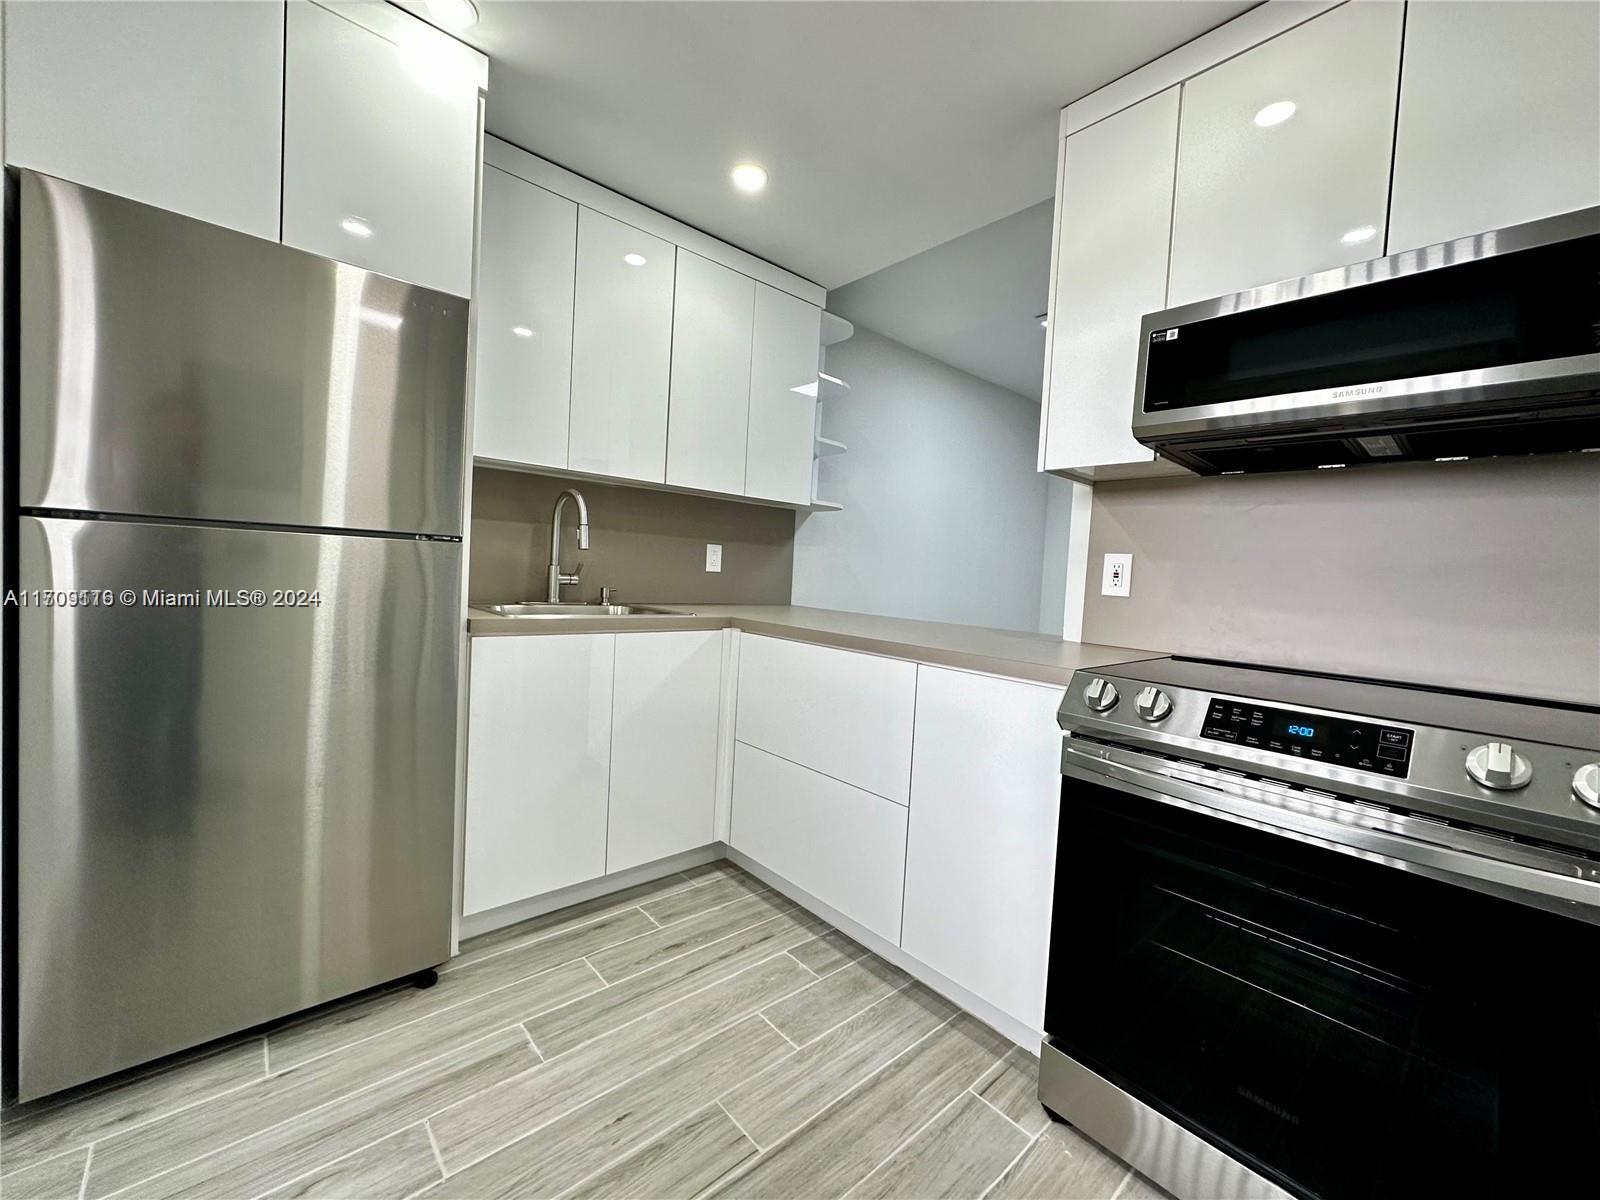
[
  {"x1": 1083, "y1": 677, "x2": 1119, "y2": 713},
  {"x1": 1135, "y1": 686, "x2": 1173, "y2": 722},
  {"x1": 1574, "y1": 763, "x2": 1600, "y2": 811},
  {"x1": 1465, "y1": 741, "x2": 1533, "y2": 790}
]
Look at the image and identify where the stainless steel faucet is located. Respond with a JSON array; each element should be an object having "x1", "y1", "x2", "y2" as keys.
[{"x1": 546, "y1": 488, "x2": 591, "y2": 602}]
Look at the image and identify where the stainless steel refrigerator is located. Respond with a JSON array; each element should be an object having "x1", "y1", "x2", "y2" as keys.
[{"x1": 9, "y1": 171, "x2": 468, "y2": 1101}]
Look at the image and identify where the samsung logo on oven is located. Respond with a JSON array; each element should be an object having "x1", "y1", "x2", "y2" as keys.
[{"x1": 1332, "y1": 383, "x2": 1387, "y2": 399}]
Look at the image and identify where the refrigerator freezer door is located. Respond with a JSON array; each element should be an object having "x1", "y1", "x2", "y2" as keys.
[
  {"x1": 18, "y1": 170, "x2": 467, "y2": 536},
  {"x1": 15, "y1": 516, "x2": 461, "y2": 1100}
]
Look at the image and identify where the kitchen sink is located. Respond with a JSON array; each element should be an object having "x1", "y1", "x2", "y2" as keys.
[{"x1": 481, "y1": 602, "x2": 691, "y2": 618}]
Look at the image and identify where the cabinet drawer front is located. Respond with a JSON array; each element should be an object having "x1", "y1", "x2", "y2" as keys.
[
  {"x1": 902, "y1": 667, "x2": 1063, "y2": 1032},
  {"x1": 731, "y1": 743, "x2": 907, "y2": 943},
  {"x1": 735, "y1": 634, "x2": 917, "y2": 804}
]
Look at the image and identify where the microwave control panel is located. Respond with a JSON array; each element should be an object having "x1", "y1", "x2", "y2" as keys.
[{"x1": 1201, "y1": 697, "x2": 1414, "y2": 778}]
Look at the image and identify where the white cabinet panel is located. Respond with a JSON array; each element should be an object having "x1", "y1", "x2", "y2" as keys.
[
  {"x1": 608, "y1": 632, "x2": 723, "y2": 874},
  {"x1": 3, "y1": 0, "x2": 284, "y2": 240},
  {"x1": 1041, "y1": 87, "x2": 1179, "y2": 473},
  {"x1": 473, "y1": 168, "x2": 578, "y2": 468},
  {"x1": 746, "y1": 287, "x2": 822, "y2": 504},
  {"x1": 1388, "y1": 1, "x2": 1600, "y2": 253},
  {"x1": 282, "y1": 0, "x2": 483, "y2": 297},
  {"x1": 1167, "y1": 1, "x2": 1403, "y2": 307},
  {"x1": 666, "y1": 252, "x2": 756, "y2": 495},
  {"x1": 569, "y1": 209, "x2": 676, "y2": 482},
  {"x1": 902, "y1": 667, "x2": 1063, "y2": 1033},
  {"x1": 464, "y1": 634, "x2": 614, "y2": 915},
  {"x1": 731, "y1": 743, "x2": 907, "y2": 943},
  {"x1": 735, "y1": 634, "x2": 917, "y2": 805}
]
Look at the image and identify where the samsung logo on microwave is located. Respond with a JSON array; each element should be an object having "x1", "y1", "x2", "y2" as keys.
[
  {"x1": 1150, "y1": 328, "x2": 1179, "y2": 342},
  {"x1": 1333, "y1": 383, "x2": 1388, "y2": 399}
]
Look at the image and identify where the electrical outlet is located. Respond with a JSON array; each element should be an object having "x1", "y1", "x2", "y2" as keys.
[
  {"x1": 1101, "y1": 553, "x2": 1132, "y2": 597},
  {"x1": 705, "y1": 543, "x2": 723, "y2": 573}
]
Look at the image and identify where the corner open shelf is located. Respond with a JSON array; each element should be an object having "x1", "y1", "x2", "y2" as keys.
[
  {"x1": 810, "y1": 312, "x2": 854, "y2": 513},
  {"x1": 814, "y1": 435, "x2": 847, "y2": 458}
]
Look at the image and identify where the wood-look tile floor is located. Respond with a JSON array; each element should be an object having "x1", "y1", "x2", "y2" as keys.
[{"x1": 0, "y1": 862, "x2": 1168, "y2": 1200}]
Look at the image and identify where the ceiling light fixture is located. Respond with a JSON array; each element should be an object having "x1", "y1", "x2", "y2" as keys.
[
  {"x1": 423, "y1": 0, "x2": 478, "y2": 32},
  {"x1": 1340, "y1": 224, "x2": 1378, "y2": 245},
  {"x1": 1253, "y1": 99, "x2": 1297, "y2": 128},
  {"x1": 730, "y1": 163, "x2": 769, "y2": 194},
  {"x1": 623, "y1": 253, "x2": 648, "y2": 267},
  {"x1": 511, "y1": 325, "x2": 534, "y2": 338},
  {"x1": 339, "y1": 216, "x2": 373, "y2": 239}
]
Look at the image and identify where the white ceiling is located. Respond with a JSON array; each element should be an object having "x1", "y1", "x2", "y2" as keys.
[
  {"x1": 826, "y1": 198, "x2": 1055, "y2": 400},
  {"x1": 436, "y1": 0, "x2": 1256, "y2": 289}
]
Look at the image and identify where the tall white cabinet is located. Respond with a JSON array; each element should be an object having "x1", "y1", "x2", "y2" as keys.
[
  {"x1": 2, "y1": 0, "x2": 286, "y2": 240},
  {"x1": 1387, "y1": 0, "x2": 1600, "y2": 253},
  {"x1": 568, "y1": 209, "x2": 677, "y2": 483},
  {"x1": 666, "y1": 253, "x2": 757, "y2": 495},
  {"x1": 472, "y1": 168, "x2": 578, "y2": 468},
  {"x1": 746, "y1": 287, "x2": 824, "y2": 505}
]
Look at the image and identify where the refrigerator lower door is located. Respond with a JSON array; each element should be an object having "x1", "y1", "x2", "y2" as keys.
[{"x1": 14, "y1": 516, "x2": 462, "y2": 1100}]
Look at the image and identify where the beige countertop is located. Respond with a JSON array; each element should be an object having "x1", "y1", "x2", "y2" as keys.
[{"x1": 467, "y1": 603, "x2": 1161, "y2": 688}]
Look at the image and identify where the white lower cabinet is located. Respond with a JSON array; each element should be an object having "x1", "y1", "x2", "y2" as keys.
[
  {"x1": 607, "y1": 631, "x2": 724, "y2": 874},
  {"x1": 463, "y1": 634, "x2": 615, "y2": 915},
  {"x1": 900, "y1": 667, "x2": 1064, "y2": 1033},
  {"x1": 731, "y1": 742, "x2": 907, "y2": 943}
]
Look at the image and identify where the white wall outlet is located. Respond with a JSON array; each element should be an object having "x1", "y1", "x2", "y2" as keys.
[
  {"x1": 1101, "y1": 553, "x2": 1133, "y2": 597},
  {"x1": 705, "y1": 543, "x2": 723, "y2": 572}
]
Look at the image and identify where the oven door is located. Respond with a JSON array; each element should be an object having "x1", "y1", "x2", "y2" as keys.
[{"x1": 1045, "y1": 745, "x2": 1600, "y2": 1200}]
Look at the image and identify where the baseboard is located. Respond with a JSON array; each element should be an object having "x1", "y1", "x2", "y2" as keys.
[
  {"x1": 457, "y1": 845, "x2": 723, "y2": 940},
  {"x1": 723, "y1": 845, "x2": 1043, "y2": 1052}
]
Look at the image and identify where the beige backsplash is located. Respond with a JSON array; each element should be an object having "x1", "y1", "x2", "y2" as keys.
[{"x1": 468, "y1": 466, "x2": 796, "y2": 606}]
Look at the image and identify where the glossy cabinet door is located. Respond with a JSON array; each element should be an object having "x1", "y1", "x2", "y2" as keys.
[
  {"x1": 607, "y1": 632, "x2": 724, "y2": 874},
  {"x1": 1388, "y1": 1, "x2": 1600, "y2": 253},
  {"x1": 568, "y1": 209, "x2": 676, "y2": 482},
  {"x1": 735, "y1": 634, "x2": 917, "y2": 805},
  {"x1": 1041, "y1": 87, "x2": 1179, "y2": 473},
  {"x1": 282, "y1": 0, "x2": 483, "y2": 297},
  {"x1": 463, "y1": 634, "x2": 614, "y2": 915},
  {"x1": 746, "y1": 286, "x2": 822, "y2": 504},
  {"x1": 2, "y1": 0, "x2": 284, "y2": 240},
  {"x1": 666, "y1": 252, "x2": 756, "y2": 495},
  {"x1": 901, "y1": 667, "x2": 1063, "y2": 1033},
  {"x1": 473, "y1": 168, "x2": 578, "y2": 468},
  {"x1": 1167, "y1": 1, "x2": 1403, "y2": 307},
  {"x1": 731, "y1": 743, "x2": 908, "y2": 944}
]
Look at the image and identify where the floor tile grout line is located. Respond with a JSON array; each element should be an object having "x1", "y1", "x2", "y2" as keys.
[
  {"x1": 640, "y1": 905, "x2": 663, "y2": 928},
  {"x1": 968, "y1": 1085, "x2": 1036, "y2": 1139},
  {"x1": 845, "y1": 1083, "x2": 972, "y2": 1198},
  {"x1": 76, "y1": 1143, "x2": 94, "y2": 1200},
  {"x1": 977, "y1": 1126, "x2": 1045, "y2": 1200},
  {"x1": 781, "y1": 949, "x2": 820, "y2": 979},
  {"x1": 547, "y1": 1100, "x2": 758, "y2": 1200},
  {"x1": 439, "y1": 904, "x2": 668, "y2": 978},
  {"x1": 521, "y1": 1024, "x2": 544, "y2": 1061},
  {"x1": 1107, "y1": 1164, "x2": 1139, "y2": 1199},
  {"x1": 754, "y1": 972, "x2": 915, "y2": 1053},
  {"x1": 715, "y1": 1100, "x2": 761, "y2": 1152},
  {"x1": 585, "y1": 893, "x2": 801, "y2": 988},
  {"x1": 0, "y1": 1142, "x2": 92, "y2": 1186},
  {"x1": 756, "y1": 1011, "x2": 800, "y2": 1051},
  {"x1": 424, "y1": 1120, "x2": 448, "y2": 1181}
]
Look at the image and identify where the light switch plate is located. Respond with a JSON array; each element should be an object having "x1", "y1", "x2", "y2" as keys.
[
  {"x1": 705, "y1": 543, "x2": 723, "y2": 572},
  {"x1": 1102, "y1": 553, "x2": 1132, "y2": 597}
]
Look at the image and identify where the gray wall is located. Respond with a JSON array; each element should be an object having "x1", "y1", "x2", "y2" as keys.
[
  {"x1": 1082, "y1": 454, "x2": 1600, "y2": 704},
  {"x1": 470, "y1": 467, "x2": 795, "y2": 606},
  {"x1": 792, "y1": 327, "x2": 1055, "y2": 633}
]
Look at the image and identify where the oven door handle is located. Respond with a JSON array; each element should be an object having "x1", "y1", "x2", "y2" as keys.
[{"x1": 1062, "y1": 738, "x2": 1600, "y2": 921}]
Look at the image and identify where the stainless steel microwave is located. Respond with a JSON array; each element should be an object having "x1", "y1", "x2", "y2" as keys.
[{"x1": 1130, "y1": 207, "x2": 1600, "y2": 474}]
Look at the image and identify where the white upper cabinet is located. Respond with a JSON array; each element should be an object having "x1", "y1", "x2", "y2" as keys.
[
  {"x1": 568, "y1": 209, "x2": 676, "y2": 483},
  {"x1": 1041, "y1": 86, "x2": 1179, "y2": 475},
  {"x1": 1167, "y1": 1, "x2": 1404, "y2": 307},
  {"x1": 3, "y1": 0, "x2": 285, "y2": 240},
  {"x1": 473, "y1": 168, "x2": 578, "y2": 469},
  {"x1": 282, "y1": 0, "x2": 484, "y2": 297},
  {"x1": 666, "y1": 252, "x2": 757, "y2": 495},
  {"x1": 1387, "y1": 1, "x2": 1600, "y2": 254},
  {"x1": 746, "y1": 286, "x2": 823, "y2": 505}
]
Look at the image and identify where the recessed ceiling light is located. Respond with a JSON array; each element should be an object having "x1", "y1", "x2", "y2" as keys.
[
  {"x1": 1340, "y1": 224, "x2": 1378, "y2": 245},
  {"x1": 623, "y1": 253, "x2": 648, "y2": 267},
  {"x1": 511, "y1": 325, "x2": 534, "y2": 338},
  {"x1": 340, "y1": 216, "x2": 373, "y2": 239},
  {"x1": 730, "y1": 163, "x2": 769, "y2": 194},
  {"x1": 1253, "y1": 100, "x2": 1297, "y2": 128},
  {"x1": 423, "y1": 0, "x2": 478, "y2": 32}
]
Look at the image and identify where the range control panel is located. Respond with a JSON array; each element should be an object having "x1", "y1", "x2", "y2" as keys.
[{"x1": 1201, "y1": 697, "x2": 1414, "y2": 778}]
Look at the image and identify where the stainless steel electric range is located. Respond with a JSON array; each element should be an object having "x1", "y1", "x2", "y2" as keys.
[{"x1": 1039, "y1": 656, "x2": 1600, "y2": 1200}]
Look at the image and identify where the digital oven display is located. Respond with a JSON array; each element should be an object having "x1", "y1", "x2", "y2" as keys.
[{"x1": 1201, "y1": 698, "x2": 1413, "y2": 777}]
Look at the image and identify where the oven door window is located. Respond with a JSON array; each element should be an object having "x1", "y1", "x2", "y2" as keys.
[{"x1": 1046, "y1": 779, "x2": 1600, "y2": 1200}]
